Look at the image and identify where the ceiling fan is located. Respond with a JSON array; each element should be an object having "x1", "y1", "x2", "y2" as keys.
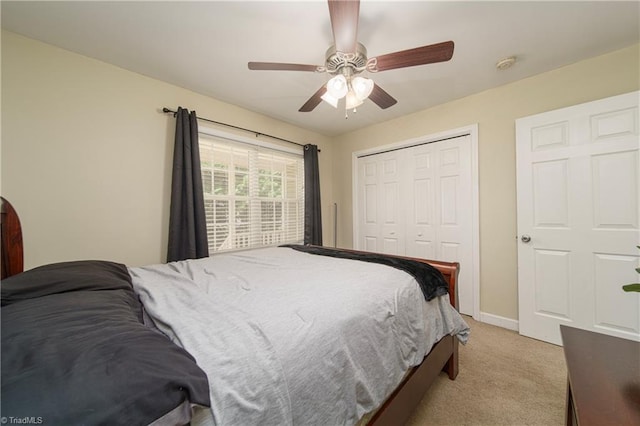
[{"x1": 248, "y1": 0, "x2": 454, "y2": 116}]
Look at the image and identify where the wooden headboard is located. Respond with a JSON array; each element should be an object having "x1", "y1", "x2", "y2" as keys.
[{"x1": 1, "y1": 197, "x2": 24, "y2": 279}]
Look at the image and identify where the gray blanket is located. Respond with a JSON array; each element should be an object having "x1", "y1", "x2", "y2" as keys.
[{"x1": 129, "y1": 247, "x2": 469, "y2": 426}]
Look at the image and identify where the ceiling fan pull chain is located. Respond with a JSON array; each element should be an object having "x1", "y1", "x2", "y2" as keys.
[{"x1": 345, "y1": 106, "x2": 359, "y2": 119}]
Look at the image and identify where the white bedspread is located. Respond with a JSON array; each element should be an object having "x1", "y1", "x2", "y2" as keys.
[{"x1": 129, "y1": 247, "x2": 469, "y2": 426}]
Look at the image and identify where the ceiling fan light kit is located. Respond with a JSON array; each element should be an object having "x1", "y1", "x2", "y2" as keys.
[
  {"x1": 326, "y1": 74, "x2": 349, "y2": 98},
  {"x1": 345, "y1": 90, "x2": 364, "y2": 110},
  {"x1": 352, "y1": 76, "x2": 374, "y2": 100},
  {"x1": 320, "y1": 91, "x2": 339, "y2": 108},
  {"x1": 248, "y1": 0, "x2": 455, "y2": 117},
  {"x1": 324, "y1": 70, "x2": 374, "y2": 116}
]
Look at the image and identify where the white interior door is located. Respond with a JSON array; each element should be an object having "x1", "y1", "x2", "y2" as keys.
[{"x1": 517, "y1": 91, "x2": 640, "y2": 345}]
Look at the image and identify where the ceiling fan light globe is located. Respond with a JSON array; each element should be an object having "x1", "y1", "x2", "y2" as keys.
[
  {"x1": 352, "y1": 76, "x2": 374, "y2": 100},
  {"x1": 345, "y1": 90, "x2": 364, "y2": 110},
  {"x1": 321, "y1": 92, "x2": 339, "y2": 108},
  {"x1": 326, "y1": 74, "x2": 348, "y2": 99}
]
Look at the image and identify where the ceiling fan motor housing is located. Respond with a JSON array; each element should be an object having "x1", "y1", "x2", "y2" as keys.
[{"x1": 325, "y1": 43, "x2": 368, "y2": 75}]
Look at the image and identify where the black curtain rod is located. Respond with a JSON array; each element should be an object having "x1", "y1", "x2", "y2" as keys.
[{"x1": 162, "y1": 107, "x2": 311, "y2": 150}]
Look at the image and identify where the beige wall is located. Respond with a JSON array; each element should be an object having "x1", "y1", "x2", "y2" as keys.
[
  {"x1": 331, "y1": 44, "x2": 640, "y2": 321},
  {"x1": 1, "y1": 31, "x2": 334, "y2": 268},
  {"x1": 3, "y1": 30, "x2": 638, "y2": 322}
]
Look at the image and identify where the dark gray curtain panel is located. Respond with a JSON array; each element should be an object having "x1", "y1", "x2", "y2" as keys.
[
  {"x1": 303, "y1": 144, "x2": 322, "y2": 246},
  {"x1": 167, "y1": 107, "x2": 209, "y2": 262}
]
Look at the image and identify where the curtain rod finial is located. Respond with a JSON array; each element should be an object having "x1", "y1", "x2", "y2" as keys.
[{"x1": 162, "y1": 107, "x2": 177, "y2": 117}]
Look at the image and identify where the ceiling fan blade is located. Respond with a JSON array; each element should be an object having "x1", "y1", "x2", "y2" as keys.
[
  {"x1": 328, "y1": 0, "x2": 360, "y2": 54},
  {"x1": 248, "y1": 62, "x2": 320, "y2": 72},
  {"x1": 371, "y1": 41, "x2": 454, "y2": 72},
  {"x1": 368, "y1": 84, "x2": 397, "y2": 109},
  {"x1": 299, "y1": 85, "x2": 328, "y2": 112}
]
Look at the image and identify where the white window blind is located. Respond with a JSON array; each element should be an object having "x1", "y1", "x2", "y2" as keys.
[{"x1": 199, "y1": 132, "x2": 304, "y2": 253}]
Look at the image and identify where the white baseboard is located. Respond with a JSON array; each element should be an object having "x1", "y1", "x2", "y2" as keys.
[{"x1": 479, "y1": 312, "x2": 519, "y2": 331}]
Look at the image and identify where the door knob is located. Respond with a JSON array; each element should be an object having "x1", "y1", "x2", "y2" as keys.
[{"x1": 521, "y1": 235, "x2": 531, "y2": 243}]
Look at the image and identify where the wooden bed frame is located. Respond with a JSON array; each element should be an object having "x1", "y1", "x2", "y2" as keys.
[
  {"x1": 1, "y1": 197, "x2": 24, "y2": 280},
  {"x1": 0, "y1": 196, "x2": 459, "y2": 426},
  {"x1": 344, "y1": 248, "x2": 460, "y2": 426}
]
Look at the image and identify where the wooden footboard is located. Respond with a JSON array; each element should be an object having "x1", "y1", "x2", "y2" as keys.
[
  {"x1": 369, "y1": 335, "x2": 457, "y2": 425},
  {"x1": 324, "y1": 247, "x2": 459, "y2": 310},
  {"x1": 328, "y1": 248, "x2": 460, "y2": 426}
]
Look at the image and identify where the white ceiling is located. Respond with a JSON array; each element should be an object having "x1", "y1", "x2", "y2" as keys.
[{"x1": 2, "y1": 1, "x2": 639, "y2": 137}]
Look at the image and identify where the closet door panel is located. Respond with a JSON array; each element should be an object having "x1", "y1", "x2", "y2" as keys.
[
  {"x1": 380, "y1": 154, "x2": 404, "y2": 255},
  {"x1": 435, "y1": 136, "x2": 474, "y2": 315},
  {"x1": 357, "y1": 152, "x2": 404, "y2": 255},
  {"x1": 406, "y1": 145, "x2": 436, "y2": 259},
  {"x1": 358, "y1": 158, "x2": 380, "y2": 252}
]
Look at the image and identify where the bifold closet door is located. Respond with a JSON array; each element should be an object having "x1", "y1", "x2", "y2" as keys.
[{"x1": 356, "y1": 135, "x2": 474, "y2": 314}]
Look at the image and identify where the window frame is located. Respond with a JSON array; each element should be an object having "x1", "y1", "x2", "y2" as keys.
[{"x1": 198, "y1": 126, "x2": 304, "y2": 254}]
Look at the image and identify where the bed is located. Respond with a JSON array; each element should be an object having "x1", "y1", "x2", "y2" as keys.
[{"x1": 1, "y1": 196, "x2": 469, "y2": 425}]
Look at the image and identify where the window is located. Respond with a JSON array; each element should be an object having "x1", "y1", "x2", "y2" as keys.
[{"x1": 199, "y1": 130, "x2": 304, "y2": 253}]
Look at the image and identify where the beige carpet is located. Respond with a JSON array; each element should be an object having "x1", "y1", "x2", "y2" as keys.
[{"x1": 406, "y1": 316, "x2": 567, "y2": 426}]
